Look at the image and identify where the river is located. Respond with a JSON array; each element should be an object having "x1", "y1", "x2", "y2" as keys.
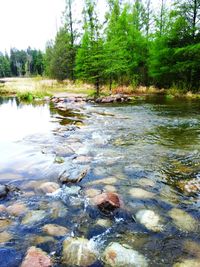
[{"x1": 0, "y1": 96, "x2": 199, "y2": 266}]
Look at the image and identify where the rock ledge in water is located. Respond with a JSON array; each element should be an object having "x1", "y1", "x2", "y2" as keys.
[{"x1": 103, "y1": 242, "x2": 148, "y2": 267}]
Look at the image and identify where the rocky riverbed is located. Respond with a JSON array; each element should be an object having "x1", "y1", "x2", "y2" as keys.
[{"x1": 0, "y1": 95, "x2": 200, "y2": 266}]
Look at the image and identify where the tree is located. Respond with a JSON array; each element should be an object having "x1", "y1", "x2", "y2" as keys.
[
  {"x1": 64, "y1": 0, "x2": 77, "y2": 81},
  {"x1": 0, "y1": 52, "x2": 11, "y2": 78},
  {"x1": 76, "y1": 0, "x2": 105, "y2": 95},
  {"x1": 48, "y1": 27, "x2": 73, "y2": 80}
]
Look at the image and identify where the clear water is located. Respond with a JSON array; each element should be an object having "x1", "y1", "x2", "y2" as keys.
[{"x1": 0, "y1": 96, "x2": 200, "y2": 266}]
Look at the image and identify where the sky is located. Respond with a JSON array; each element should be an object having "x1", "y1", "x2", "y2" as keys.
[{"x1": 0, "y1": 0, "x2": 170, "y2": 53}]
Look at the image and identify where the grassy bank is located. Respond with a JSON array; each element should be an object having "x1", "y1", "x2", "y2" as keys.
[
  {"x1": 0, "y1": 77, "x2": 95, "y2": 100},
  {"x1": 1, "y1": 77, "x2": 200, "y2": 101}
]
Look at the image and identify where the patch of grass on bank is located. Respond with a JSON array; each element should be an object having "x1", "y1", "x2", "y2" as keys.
[{"x1": 166, "y1": 85, "x2": 200, "y2": 99}]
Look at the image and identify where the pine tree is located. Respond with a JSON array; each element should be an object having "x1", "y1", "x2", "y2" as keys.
[{"x1": 76, "y1": 0, "x2": 105, "y2": 95}]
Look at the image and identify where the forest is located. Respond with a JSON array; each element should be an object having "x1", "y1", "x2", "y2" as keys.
[{"x1": 0, "y1": 0, "x2": 200, "y2": 93}]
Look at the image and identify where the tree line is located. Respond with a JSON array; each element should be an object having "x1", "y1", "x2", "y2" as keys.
[
  {"x1": 1, "y1": 0, "x2": 200, "y2": 94},
  {"x1": 0, "y1": 48, "x2": 44, "y2": 78}
]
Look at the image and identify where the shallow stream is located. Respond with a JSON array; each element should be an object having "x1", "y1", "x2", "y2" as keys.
[{"x1": 0, "y1": 96, "x2": 200, "y2": 266}]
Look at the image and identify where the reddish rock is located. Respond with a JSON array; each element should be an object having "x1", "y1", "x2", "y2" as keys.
[
  {"x1": 92, "y1": 192, "x2": 121, "y2": 213},
  {"x1": 21, "y1": 246, "x2": 52, "y2": 267}
]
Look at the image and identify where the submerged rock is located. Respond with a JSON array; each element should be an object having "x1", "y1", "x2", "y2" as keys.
[
  {"x1": 0, "y1": 231, "x2": 12, "y2": 243},
  {"x1": 7, "y1": 202, "x2": 28, "y2": 217},
  {"x1": 22, "y1": 210, "x2": 46, "y2": 225},
  {"x1": 84, "y1": 188, "x2": 101, "y2": 198},
  {"x1": 62, "y1": 237, "x2": 98, "y2": 266},
  {"x1": 88, "y1": 177, "x2": 117, "y2": 186},
  {"x1": 168, "y1": 208, "x2": 198, "y2": 232},
  {"x1": 96, "y1": 219, "x2": 112, "y2": 228},
  {"x1": 183, "y1": 240, "x2": 200, "y2": 258},
  {"x1": 103, "y1": 242, "x2": 148, "y2": 267},
  {"x1": 38, "y1": 182, "x2": 60, "y2": 194},
  {"x1": 42, "y1": 224, "x2": 69, "y2": 237},
  {"x1": 177, "y1": 179, "x2": 200, "y2": 194},
  {"x1": 137, "y1": 178, "x2": 155, "y2": 188},
  {"x1": 136, "y1": 209, "x2": 163, "y2": 232},
  {"x1": 173, "y1": 259, "x2": 200, "y2": 267},
  {"x1": 0, "y1": 218, "x2": 12, "y2": 229},
  {"x1": 21, "y1": 246, "x2": 52, "y2": 267},
  {"x1": 0, "y1": 205, "x2": 6, "y2": 213},
  {"x1": 129, "y1": 188, "x2": 155, "y2": 199},
  {"x1": 91, "y1": 192, "x2": 121, "y2": 213}
]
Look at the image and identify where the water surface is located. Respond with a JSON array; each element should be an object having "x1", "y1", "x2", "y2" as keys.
[{"x1": 0, "y1": 96, "x2": 200, "y2": 266}]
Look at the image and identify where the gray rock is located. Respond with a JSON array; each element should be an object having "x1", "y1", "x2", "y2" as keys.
[
  {"x1": 58, "y1": 168, "x2": 88, "y2": 184},
  {"x1": 0, "y1": 185, "x2": 8, "y2": 198}
]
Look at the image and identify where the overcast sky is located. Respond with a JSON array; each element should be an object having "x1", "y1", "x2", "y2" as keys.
[{"x1": 0, "y1": 0, "x2": 171, "y2": 53}]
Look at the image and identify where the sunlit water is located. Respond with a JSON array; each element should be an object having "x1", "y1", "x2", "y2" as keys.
[{"x1": 0, "y1": 96, "x2": 200, "y2": 266}]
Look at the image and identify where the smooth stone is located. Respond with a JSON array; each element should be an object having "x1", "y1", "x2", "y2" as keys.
[
  {"x1": 183, "y1": 240, "x2": 200, "y2": 258},
  {"x1": 73, "y1": 155, "x2": 92, "y2": 164},
  {"x1": 96, "y1": 219, "x2": 112, "y2": 228},
  {"x1": 7, "y1": 203, "x2": 28, "y2": 217},
  {"x1": 129, "y1": 188, "x2": 155, "y2": 199},
  {"x1": 103, "y1": 242, "x2": 148, "y2": 267},
  {"x1": 31, "y1": 236, "x2": 55, "y2": 245},
  {"x1": 137, "y1": 178, "x2": 155, "y2": 187},
  {"x1": 55, "y1": 145, "x2": 74, "y2": 157},
  {"x1": 84, "y1": 188, "x2": 102, "y2": 198},
  {"x1": 168, "y1": 208, "x2": 198, "y2": 232},
  {"x1": 21, "y1": 246, "x2": 52, "y2": 267},
  {"x1": 62, "y1": 237, "x2": 98, "y2": 267},
  {"x1": 42, "y1": 224, "x2": 69, "y2": 237},
  {"x1": 173, "y1": 259, "x2": 200, "y2": 267},
  {"x1": 23, "y1": 181, "x2": 45, "y2": 191},
  {"x1": 22, "y1": 210, "x2": 46, "y2": 225},
  {"x1": 104, "y1": 185, "x2": 117, "y2": 192},
  {"x1": 91, "y1": 192, "x2": 121, "y2": 214},
  {"x1": 89, "y1": 177, "x2": 117, "y2": 186},
  {"x1": 0, "y1": 231, "x2": 12, "y2": 243},
  {"x1": 50, "y1": 201, "x2": 68, "y2": 219},
  {"x1": 136, "y1": 209, "x2": 163, "y2": 232},
  {"x1": 0, "y1": 218, "x2": 12, "y2": 229},
  {"x1": 54, "y1": 157, "x2": 65, "y2": 164},
  {"x1": 0, "y1": 205, "x2": 6, "y2": 213},
  {"x1": 38, "y1": 182, "x2": 60, "y2": 194}
]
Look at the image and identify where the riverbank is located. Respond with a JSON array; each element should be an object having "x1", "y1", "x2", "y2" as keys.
[{"x1": 1, "y1": 77, "x2": 200, "y2": 101}]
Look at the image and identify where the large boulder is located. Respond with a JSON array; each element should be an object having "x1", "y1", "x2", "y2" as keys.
[
  {"x1": 0, "y1": 185, "x2": 9, "y2": 199},
  {"x1": 103, "y1": 242, "x2": 148, "y2": 267},
  {"x1": 62, "y1": 237, "x2": 98, "y2": 266},
  {"x1": 21, "y1": 247, "x2": 52, "y2": 267}
]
